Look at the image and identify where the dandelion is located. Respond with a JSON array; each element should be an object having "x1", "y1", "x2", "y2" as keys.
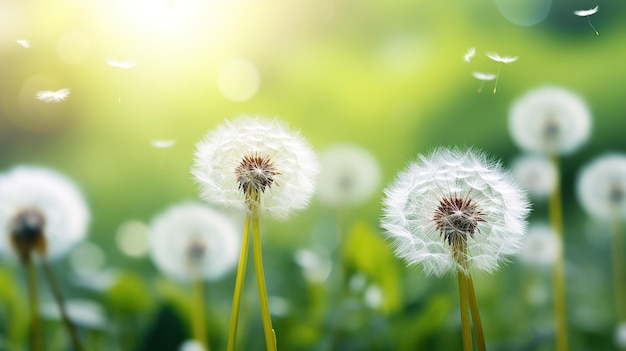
[
  {"x1": 317, "y1": 143, "x2": 381, "y2": 208},
  {"x1": 35, "y1": 88, "x2": 70, "y2": 103},
  {"x1": 0, "y1": 166, "x2": 88, "y2": 351},
  {"x1": 472, "y1": 71, "x2": 496, "y2": 94},
  {"x1": 179, "y1": 340, "x2": 206, "y2": 351},
  {"x1": 192, "y1": 116, "x2": 318, "y2": 351},
  {"x1": 511, "y1": 155, "x2": 557, "y2": 199},
  {"x1": 486, "y1": 52, "x2": 518, "y2": 93},
  {"x1": 464, "y1": 47, "x2": 475, "y2": 63},
  {"x1": 574, "y1": 5, "x2": 599, "y2": 35},
  {"x1": 509, "y1": 86, "x2": 591, "y2": 156},
  {"x1": 381, "y1": 148, "x2": 529, "y2": 351},
  {"x1": 150, "y1": 202, "x2": 240, "y2": 348},
  {"x1": 106, "y1": 58, "x2": 136, "y2": 103},
  {"x1": 16, "y1": 39, "x2": 31, "y2": 49},
  {"x1": 577, "y1": 154, "x2": 626, "y2": 326},
  {"x1": 519, "y1": 224, "x2": 559, "y2": 268},
  {"x1": 151, "y1": 139, "x2": 176, "y2": 148}
]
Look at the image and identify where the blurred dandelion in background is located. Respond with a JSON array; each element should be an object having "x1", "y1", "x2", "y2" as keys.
[
  {"x1": 574, "y1": 5, "x2": 600, "y2": 36},
  {"x1": 616, "y1": 322, "x2": 626, "y2": 349},
  {"x1": 35, "y1": 88, "x2": 71, "y2": 103},
  {"x1": 192, "y1": 116, "x2": 318, "y2": 351},
  {"x1": 316, "y1": 143, "x2": 381, "y2": 209},
  {"x1": 519, "y1": 223, "x2": 559, "y2": 268},
  {"x1": 381, "y1": 148, "x2": 530, "y2": 351},
  {"x1": 41, "y1": 299, "x2": 106, "y2": 330},
  {"x1": 511, "y1": 154, "x2": 557, "y2": 200},
  {"x1": 577, "y1": 153, "x2": 626, "y2": 330},
  {"x1": 485, "y1": 52, "x2": 518, "y2": 93}
]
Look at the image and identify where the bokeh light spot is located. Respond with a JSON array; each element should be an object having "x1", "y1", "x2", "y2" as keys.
[
  {"x1": 217, "y1": 58, "x2": 261, "y2": 102},
  {"x1": 495, "y1": 0, "x2": 552, "y2": 27},
  {"x1": 70, "y1": 242, "x2": 106, "y2": 277},
  {"x1": 57, "y1": 31, "x2": 91, "y2": 65},
  {"x1": 115, "y1": 220, "x2": 150, "y2": 258}
]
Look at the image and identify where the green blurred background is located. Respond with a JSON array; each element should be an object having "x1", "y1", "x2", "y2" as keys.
[{"x1": 1, "y1": 0, "x2": 625, "y2": 350}]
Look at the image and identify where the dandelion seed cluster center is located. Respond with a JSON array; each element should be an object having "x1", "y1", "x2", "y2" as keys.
[
  {"x1": 10, "y1": 208, "x2": 45, "y2": 241},
  {"x1": 235, "y1": 154, "x2": 280, "y2": 195},
  {"x1": 433, "y1": 195, "x2": 486, "y2": 246}
]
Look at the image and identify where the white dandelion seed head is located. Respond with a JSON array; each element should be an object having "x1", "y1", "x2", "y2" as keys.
[
  {"x1": 35, "y1": 88, "x2": 71, "y2": 103},
  {"x1": 16, "y1": 39, "x2": 31, "y2": 49},
  {"x1": 317, "y1": 144, "x2": 382, "y2": 208},
  {"x1": 486, "y1": 52, "x2": 519, "y2": 63},
  {"x1": 464, "y1": 47, "x2": 476, "y2": 63},
  {"x1": 577, "y1": 154, "x2": 626, "y2": 220},
  {"x1": 192, "y1": 116, "x2": 319, "y2": 220},
  {"x1": 511, "y1": 154, "x2": 557, "y2": 199},
  {"x1": 574, "y1": 6, "x2": 599, "y2": 17},
  {"x1": 509, "y1": 86, "x2": 592, "y2": 155},
  {"x1": 149, "y1": 202, "x2": 240, "y2": 282},
  {"x1": 106, "y1": 58, "x2": 137, "y2": 69},
  {"x1": 616, "y1": 322, "x2": 626, "y2": 349},
  {"x1": 151, "y1": 139, "x2": 176, "y2": 149},
  {"x1": 381, "y1": 148, "x2": 530, "y2": 277},
  {"x1": 0, "y1": 166, "x2": 89, "y2": 261},
  {"x1": 519, "y1": 223, "x2": 559, "y2": 267},
  {"x1": 472, "y1": 72, "x2": 496, "y2": 81},
  {"x1": 178, "y1": 340, "x2": 206, "y2": 351}
]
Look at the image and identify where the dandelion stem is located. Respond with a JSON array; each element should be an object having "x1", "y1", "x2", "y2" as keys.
[
  {"x1": 467, "y1": 275, "x2": 487, "y2": 351},
  {"x1": 493, "y1": 63, "x2": 503, "y2": 94},
  {"x1": 25, "y1": 260, "x2": 42, "y2": 351},
  {"x1": 458, "y1": 270, "x2": 473, "y2": 351},
  {"x1": 587, "y1": 16, "x2": 599, "y2": 36},
  {"x1": 612, "y1": 219, "x2": 626, "y2": 322},
  {"x1": 227, "y1": 216, "x2": 251, "y2": 351},
  {"x1": 192, "y1": 277, "x2": 209, "y2": 350},
  {"x1": 41, "y1": 257, "x2": 83, "y2": 351},
  {"x1": 549, "y1": 155, "x2": 568, "y2": 351},
  {"x1": 252, "y1": 215, "x2": 277, "y2": 351}
]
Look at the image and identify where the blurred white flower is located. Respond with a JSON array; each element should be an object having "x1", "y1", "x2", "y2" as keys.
[
  {"x1": 616, "y1": 322, "x2": 626, "y2": 349},
  {"x1": 293, "y1": 248, "x2": 332, "y2": 283},
  {"x1": 0, "y1": 166, "x2": 89, "y2": 261},
  {"x1": 269, "y1": 296, "x2": 291, "y2": 317},
  {"x1": 179, "y1": 340, "x2": 206, "y2": 351},
  {"x1": 486, "y1": 52, "x2": 519, "y2": 63},
  {"x1": 472, "y1": 72, "x2": 496, "y2": 81},
  {"x1": 464, "y1": 47, "x2": 475, "y2": 63},
  {"x1": 511, "y1": 155, "x2": 557, "y2": 199},
  {"x1": 381, "y1": 148, "x2": 530, "y2": 276},
  {"x1": 16, "y1": 39, "x2": 31, "y2": 49},
  {"x1": 316, "y1": 144, "x2": 381, "y2": 208},
  {"x1": 509, "y1": 86, "x2": 591, "y2": 155},
  {"x1": 36, "y1": 88, "x2": 71, "y2": 103},
  {"x1": 192, "y1": 116, "x2": 319, "y2": 219},
  {"x1": 577, "y1": 154, "x2": 626, "y2": 220},
  {"x1": 519, "y1": 223, "x2": 559, "y2": 268},
  {"x1": 106, "y1": 58, "x2": 137, "y2": 69},
  {"x1": 151, "y1": 139, "x2": 176, "y2": 148},
  {"x1": 149, "y1": 202, "x2": 240, "y2": 282},
  {"x1": 574, "y1": 5, "x2": 599, "y2": 17},
  {"x1": 364, "y1": 284, "x2": 383, "y2": 309},
  {"x1": 41, "y1": 299, "x2": 105, "y2": 329}
]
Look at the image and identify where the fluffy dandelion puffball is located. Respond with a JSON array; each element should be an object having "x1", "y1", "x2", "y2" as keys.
[
  {"x1": 0, "y1": 166, "x2": 89, "y2": 261},
  {"x1": 192, "y1": 116, "x2": 319, "y2": 220},
  {"x1": 511, "y1": 155, "x2": 557, "y2": 199},
  {"x1": 519, "y1": 223, "x2": 559, "y2": 268},
  {"x1": 577, "y1": 154, "x2": 626, "y2": 220},
  {"x1": 381, "y1": 148, "x2": 530, "y2": 276},
  {"x1": 149, "y1": 202, "x2": 240, "y2": 282},
  {"x1": 509, "y1": 86, "x2": 592, "y2": 155},
  {"x1": 317, "y1": 144, "x2": 381, "y2": 208}
]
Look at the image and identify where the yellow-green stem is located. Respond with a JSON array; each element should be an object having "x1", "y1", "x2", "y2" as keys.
[
  {"x1": 458, "y1": 270, "x2": 473, "y2": 351},
  {"x1": 612, "y1": 220, "x2": 626, "y2": 322},
  {"x1": 549, "y1": 155, "x2": 568, "y2": 351},
  {"x1": 192, "y1": 278, "x2": 208, "y2": 350},
  {"x1": 252, "y1": 216, "x2": 277, "y2": 351},
  {"x1": 42, "y1": 258, "x2": 83, "y2": 351},
  {"x1": 227, "y1": 216, "x2": 251, "y2": 351},
  {"x1": 467, "y1": 275, "x2": 486, "y2": 351},
  {"x1": 26, "y1": 260, "x2": 42, "y2": 351}
]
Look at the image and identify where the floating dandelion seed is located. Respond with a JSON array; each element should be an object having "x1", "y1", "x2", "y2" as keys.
[
  {"x1": 464, "y1": 47, "x2": 476, "y2": 63},
  {"x1": 577, "y1": 154, "x2": 626, "y2": 220},
  {"x1": 472, "y1": 71, "x2": 496, "y2": 93},
  {"x1": 574, "y1": 5, "x2": 599, "y2": 35},
  {"x1": 511, "y1": 154, "x2": 557, "y2": 199},
  {"x1": 16, "y1": 39, "x2": 31, "y2": 49},
  {"x1": 35, "y1": 88, "x2": 71, "y2": 103},
  {"x1": 106, "y1": 58, "x2": 136, "y2": 104},
  {"x1": 151, "y1": 139, "x2": 176, "y2": 149},
  {"x1": 509, "y1": 86, "x2": 591, "y2": 156},
  {"x1": 486, "y1": 52, "x2": 519, "y2": 93}
]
